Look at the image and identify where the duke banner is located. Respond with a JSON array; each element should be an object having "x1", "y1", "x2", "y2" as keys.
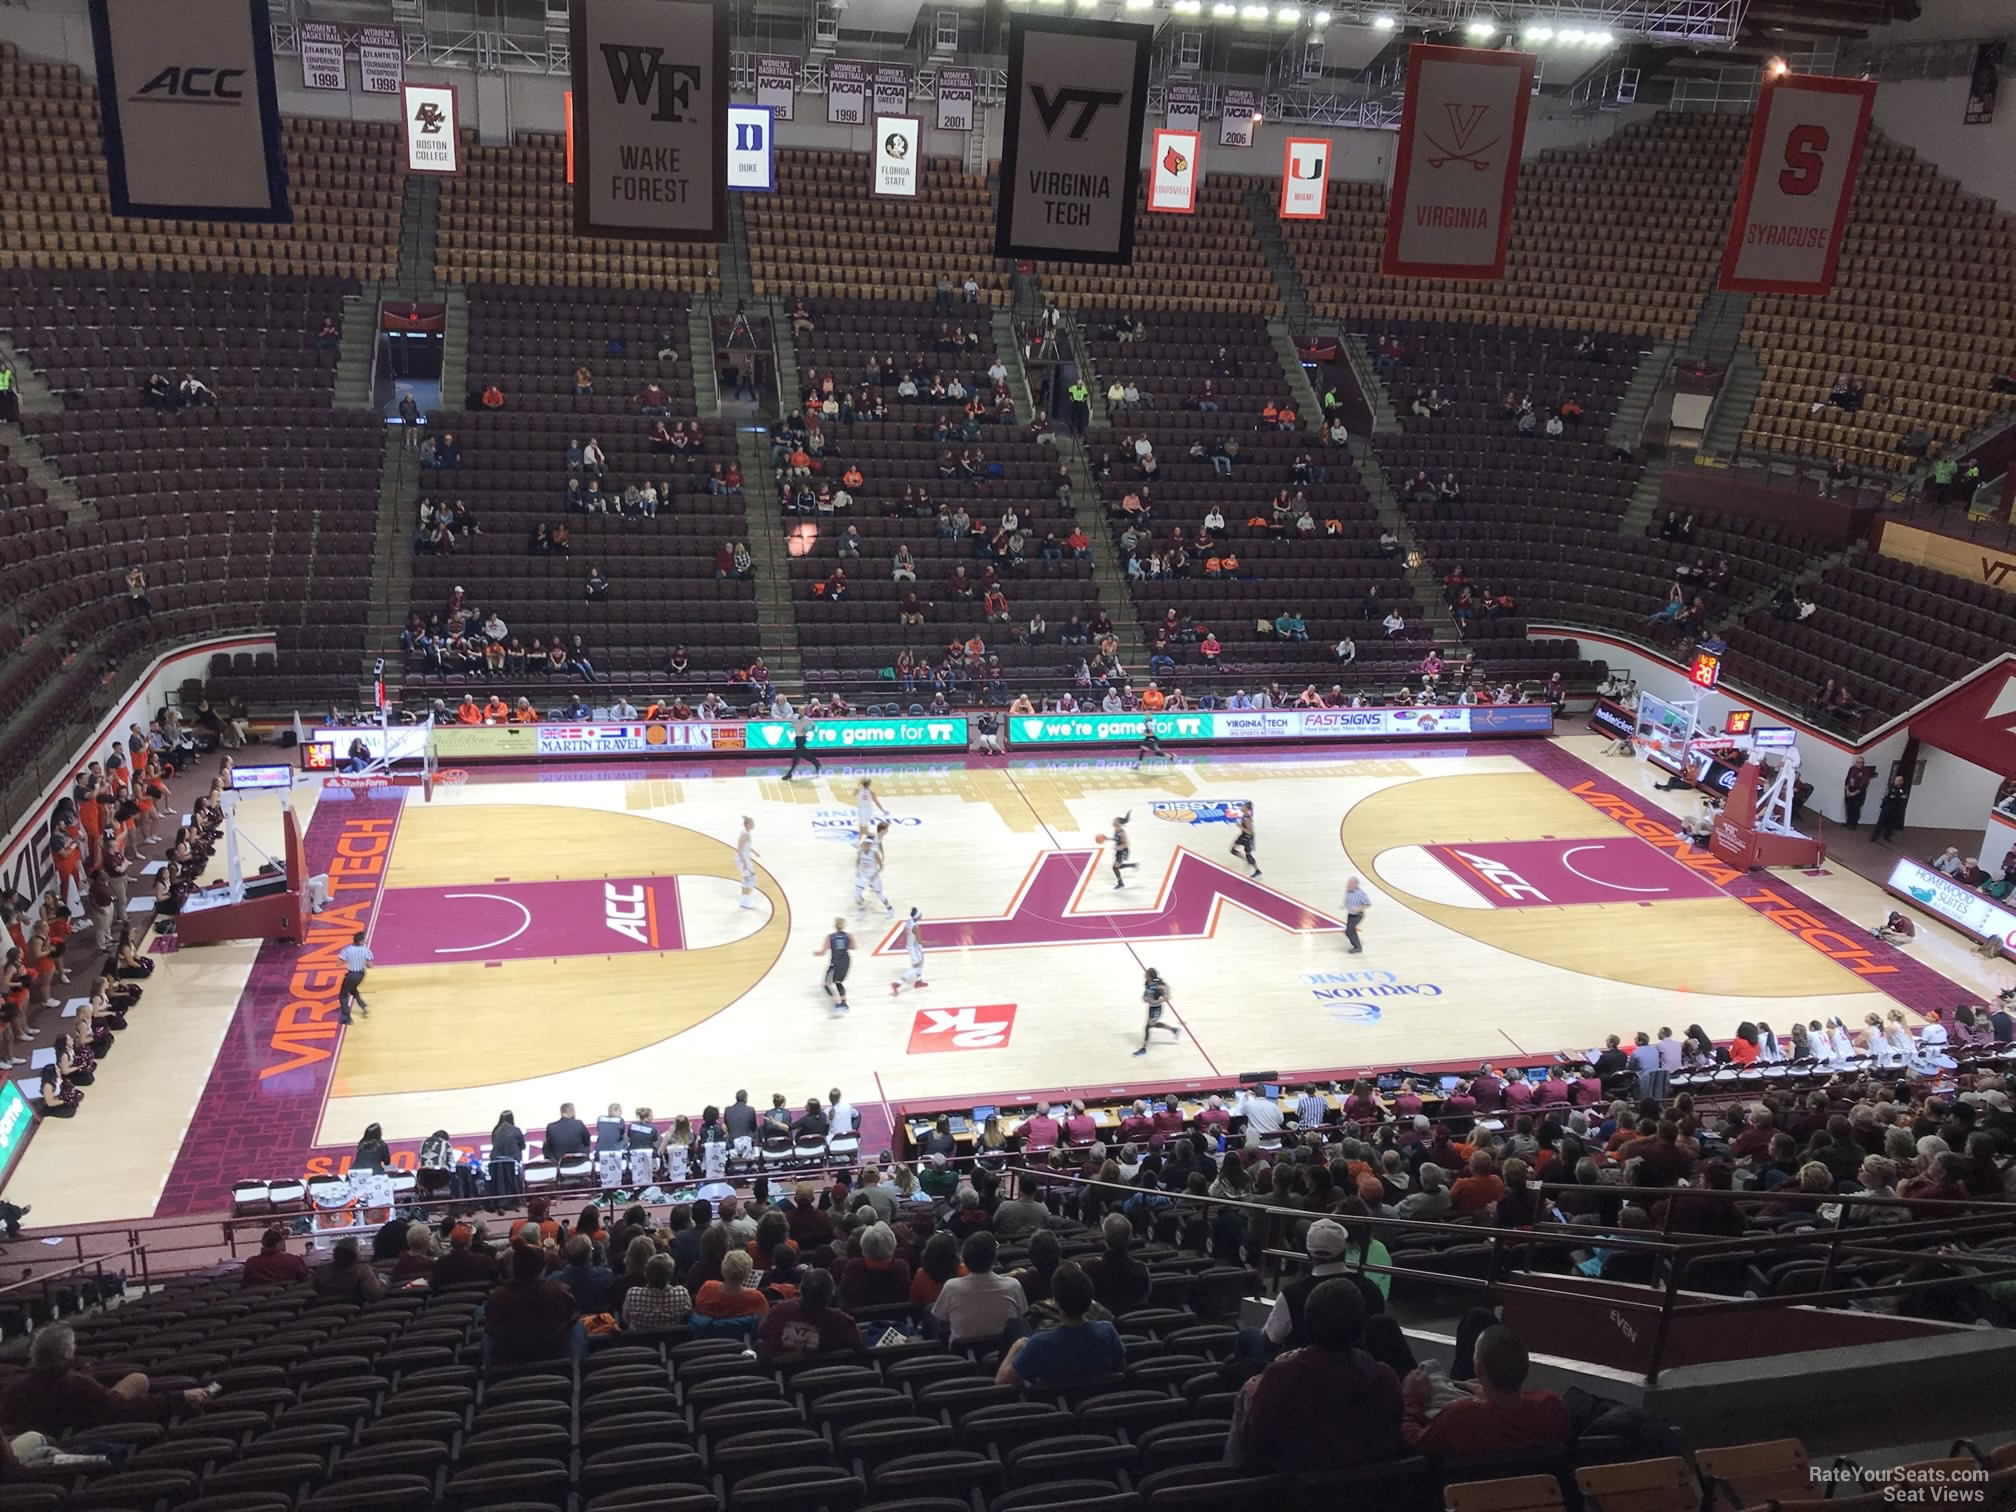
[
  {"x1": 1279, "y1": 136, "x2": 1330, "y2": 220},
  {"x1": 728, "y1": 103, "x2": 775, "y2": 192},
  {"x1": 936, "y1": 66, "x2": 976, "y2": 131},
  {"x1": 1148, "y1": 128, "x2": 1200, "y2": 214},
  {"x1": 1718, "y1": 72, "x2": 1875, "y2": 296},
  {"x1": 358, "y1": 26, "x2": 403, "y2": 94},
  {"x1": 872, "y1": 63, "x2": 910, "y2": 117},
  {"x1": 570, "y1": 0, "x2": 730, "y2": 242},
  {"x1": 995, "y1": 15, "x2": 1151, "y2": 265},
  {"x1": 1383, "y1": 44, "x2": 1534, "y2": 280},
  {"x1": 828, "y1": 60, "x2": 868, "y2": 125},
  {"x1": 755, "y1": 54, "x2": 796, "y2": 121},
  {"x1": 299, "y1": 21, "x2": 346, "y2": 91},
  {"x1": 1218, "y1": 85, "x2": 1257, "y2": 148},
  {"x1": 1164, "y1": 82, "x2": 1201, "y2": 133},
  {"x1": 88, "y1": 0, "x2": 291, "y2": 222}
]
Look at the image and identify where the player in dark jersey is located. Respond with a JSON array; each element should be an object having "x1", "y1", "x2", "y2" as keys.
[
  {"x1": 813, "y1": 916, "x2": 853, "y2": 1012},
  {"x1": 1110, "y1": 813, "x2": 1137, "y2": 890},
  {"x1": 1137, "y1": 718, "x2": 1169, "y2": 766},
  {"x1": 1133, "y1": 967, "x2": 1182, "y2": 1057},
  {"x1": 1229, "y1": 803, "x2": 1260, "y2": 878}
]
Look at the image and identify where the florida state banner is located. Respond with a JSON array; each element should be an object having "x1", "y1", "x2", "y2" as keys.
[
  {"x1": 1718, "y1": 73, "x2": 1875, "y2": 296},
  {"x1": 1148, "y1": 128, "x2": 1200, "y2": 214},
  {"x1": 1280, "y1": 136, "x2": 1331, "y2": 220},
  {"x1": 88, "y1": 0, "x2": 291, "y2": 222},
  {"x1": 1382, "y1": 44, "x2": 1534, "y2": 280},
  {"x1": 995, "y1": 15, "x2": 1151, "y2": 264}
]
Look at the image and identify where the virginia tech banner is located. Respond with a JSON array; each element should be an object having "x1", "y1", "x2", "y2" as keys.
[
  {"x1": 1383, "y1": 43, "x2": 1534, "y2": 279},
  {"x1": 1148, "y1": 128, "x2": 1199, "y2": 214},
  {"x1": 995, "y1": 15, "x2": 1151, "y2": 264},
  {"x1": 570, "y1": 0, "x2": 730, "y2": 242},
  {"x1": 88, "y1": 0, "x2": 291, "y2": 222},
  {"x1": 1718, "y1": 73, "x2": 1875, "y2": 296}
]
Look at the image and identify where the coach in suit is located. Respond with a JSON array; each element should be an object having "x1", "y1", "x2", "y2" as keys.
[{"x1": 543, "y1": 1103, "x2": 590, "y2": 1158}]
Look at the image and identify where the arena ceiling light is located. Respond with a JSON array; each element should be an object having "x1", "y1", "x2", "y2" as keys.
[
  {"x1": 1372, "y1": 12, "x2": 1395, "y2": 27},
  {"x1": 1523, "y1": 23, "x2": 1552, "y2": 40},
  {"x1": 1311, "y1": 7, "x2": 1331, "y2": 22},
  {"x1": 1274, "y1": 6, "x2": 1301, "y2": 21},
  {"x1": 1464, "y1": 18, "x2": 1495, "y2": 39}
]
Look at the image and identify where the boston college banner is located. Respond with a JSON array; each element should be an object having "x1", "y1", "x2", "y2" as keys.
[
  {"x1": 1279, "y1": 136, "x2": 1330, "y2": 220},
  {"x1": 1382, "y1": 44, "x2": 1534, "y2": 280},
  {"x1": 1718, "y1": 72, "x2": 1875, "y2": 296},
  {"x1": 88, "y1": 0, "x2": 291, "y2": 222},
  {"x1": 1148, "y1": 128, "x2": 1199, "y2": 214},
  {"x1": 570, "y1": 0, "x2": 730, "y2": 241},
  {"x1": 995, "y1": 15, "x2": 1151, "y2": 264}
]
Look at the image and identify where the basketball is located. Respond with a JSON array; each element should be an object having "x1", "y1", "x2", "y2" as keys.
[{"x1": 1096, "y1": 834, "x2": 1109, "y2": 844}]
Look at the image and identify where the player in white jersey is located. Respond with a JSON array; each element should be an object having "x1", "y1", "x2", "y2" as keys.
[
  {"x1": 853, "y1": 836, "x2": 891, "y2": 916},
  {"x1": 855, "y1": 779, "x2": 888, "y2": 836},
  {"x1": 735, "y1": 816, "x2": 759, "y2": 909},
  {"x1": 890, "y1": 906, "x2": 929, "y2": 994}
]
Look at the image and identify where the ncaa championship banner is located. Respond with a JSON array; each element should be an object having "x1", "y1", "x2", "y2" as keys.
[
  {"x1": 1280, "y1": 136, "x2": 1331, "y2": 220},
  {"x1": 936, "y1": 66, "x2": 976, "y2": 132},
  {"x1": 755, "y1": 55, "x2": 796, "y2": 121},
  {"x1": 1719, "y1": 73, "x2": 1876, "y2": 296},
  {"x1": 1148, "y1": 128, "x2": 1200, "y2": 214},
  {"x1": 1383, "y1": 44, "x2": 1534, "y2": 279},
  {"x1": 996, "y1": 15, "x2": 1151, "y2": 265},
  {"x1": 1218, "y1": 86, "x2": 1257, "y2": 148},
  {"x1": 88, "y1": 0, "x2": 291, "y2": 222},
  {"x1": 570, "y1": 0, "x2": 730, "y2": 242}
]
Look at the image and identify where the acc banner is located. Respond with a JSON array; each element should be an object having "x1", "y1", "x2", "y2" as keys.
[
  {"x1": 299, "y1": 21, "x2": 346, "y2": 91},
  {"x1": 755, "y1": 54, "x2": 796, "y2": 121},
  {"x1": 88, "y1": 0, "x2": 291, "y2": 222},
  {"x1": 1383, "y1": 44, "x2": 1534, "y2": 279},
  {"x1": 996, "y1": 15, "x2": 1151, "y2": 265},
  {"x1": 1165, "y1": 83, "x2": 1201, "y2": 133},
  {"x1": 728, "y1": 104, "x2": 774, "y2": 192},
  {"x1": 936, "y1": 66, "x2": 976, "y2": 131},
  {"x1": 1280, "y1": 136, "x2": 1330, "y2": 219},
  {"x1": 873, "y1": 115, "x2": 920, "y2": 198},
  {"x1": 1219, "y1": 86, "x2": 1257, "y2": 148},
  {"x1": 828, "y1": 60, "x2": 868, "y2": 125},
  {"x1": 570, "y1": 0, "x2": 730, "y2": 242},
  {"x1": 358, "y1": 27, "x2": 403, "y2": 94},
  {"x1": 873, "y1": 64, "x2": 910, "y2": 117},
  {"x1": 1718, "y1": 73, "x2": 1875, "y2": 296},
  {"x1": 402, "y1": 84, "x2": 460, "y2": 174},
  {"x1": 1148, "y1": 128, "x2": 1200, "y2": 214}
]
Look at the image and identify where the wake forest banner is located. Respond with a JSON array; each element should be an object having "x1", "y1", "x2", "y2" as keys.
[
  {"x1": 570, "y1": 0, "x2": 730, "y2": 241},
  {"x1": 88, "y1": 0, "x2": 291, "y2": 222},
  {"x1": 995, "y1": 15, "x2": 1151, "y2": 265}
]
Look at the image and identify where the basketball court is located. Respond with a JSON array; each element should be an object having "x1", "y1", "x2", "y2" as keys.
[{"x1": 6, "y1": 732, "x2": 1997, "y2": 1229}]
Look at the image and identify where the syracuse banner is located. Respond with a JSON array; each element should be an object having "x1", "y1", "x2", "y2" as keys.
[
  {"x1": 1383, "y1": 43, "x2": 1534, "y2": 279},
  {"x1": 88, "y1": 0, "x2": 291, "y2": 222},
  {"x1": 570, "y1": 0, "x2": 729, "y2": 241},
  {"x1": 1280, "y1": 135, "x2": 1331, "y2": 219},
  {"x1": 1718, "y1": 72, "x2": 1875, "y2": 295},
  {"x1": 1148, "y1": 128, "x2": 1200, "y2": 214},
  {"x1": 996, "y1": 15, "x2": 1152, "y2": 264}
]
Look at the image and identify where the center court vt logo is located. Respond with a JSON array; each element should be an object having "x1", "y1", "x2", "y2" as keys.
[{"x1": 601, "y1": 44, "x2": 701, "y2": 121}]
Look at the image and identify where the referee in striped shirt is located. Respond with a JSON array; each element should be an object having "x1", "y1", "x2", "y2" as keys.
[{"x1": 337, "y1": 932, "x2": 373, "y2": 1023}]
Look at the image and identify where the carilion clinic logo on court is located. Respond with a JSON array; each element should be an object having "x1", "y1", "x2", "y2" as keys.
[{"x1": 1304, "y1": 970, "x2": 1443, "y2": 1000}]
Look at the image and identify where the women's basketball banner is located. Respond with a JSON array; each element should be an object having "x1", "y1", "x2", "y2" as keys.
[
  {"x1": 995, "y1": 15, "x2": 1151, "y2": 264},
  {"x1": 1383, "y1": 44, "x2": 1534, "y2": 280},
  {"x1": 1718, "y1": 73, "x2": 1875, "y2": 296},
  {"x1": 936, "y1": 66, "x2": 976, "y2": 131},
  {"x1": 755, "y1": 54, "x2": 796, "y2": 121},
  {"x1": 1164, "y1": 83, "x2": 1201, "y2": 133},
  {"x1": 1279, "y1": 136, "x2": 1331, "y2": 220},
  {"x1": 358, "y1": 27, "x2": 403, "y2": 94},
  {"x1": 88, "y1": 0, "x2": 291, "y2": 222},
  {"x1": 872, "y1": 63, "x2": 911, "y2": 117},
  {"x1": 299, "y1": 21, "x2": 346, "y2": 90},
  {"x1": 827, "y1": 60, "x2": 867, "y2": 125},
  {"x1": 1218, "y1": 86, "x2": 1257, "y2": 147},
  {"x1": 1148, "y1": 128, "x2": 1200, "y2": 214}
]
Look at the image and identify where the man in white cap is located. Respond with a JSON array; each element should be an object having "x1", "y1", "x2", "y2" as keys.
[{"x1": 1257, "y1": 1218, "x2": 1381, "y2": 1354}]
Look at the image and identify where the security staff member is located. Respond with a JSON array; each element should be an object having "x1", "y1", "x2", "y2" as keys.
[{"x1": 0, "y1": 361, "x2": 15, "y2": 424}]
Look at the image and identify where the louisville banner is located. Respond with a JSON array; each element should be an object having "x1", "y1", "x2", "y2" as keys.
[
  {"x1": 727, "y1": 103, "x2": 774, "y2": 192},
  {"x1": 1219, "y1": 86, "x2": 1257, "y2": 148},
  {"x1": 827, "y1": 60, "x2": 867, "y2": 125},
  {"x1": 1718, "y1": 73, "x2": 1875, "y2": 295},
  {"x1": 936, "y1": 66, "x2": 976, "y2": 131},
  {"x1": 402, "y1": 83, "x2": 460, "y2": 174},
  {"x1": 1280, "y1": 136, "x2": 1330, "y2": 220},
  {"x1": 358, "y1": 26, "x2": 403, "y2": 94},
  {"x1": 995, "y1": 15, "x2": 1151, "y2": 265},
  {"x1": 570, "y1": 0, "x2": 730, "y2": 241},
  {"x1": 1148, "y1": 128, "x2": 1200, "y2": 214},
  {"x1": 88, "y1": 0, "x2": 291, "y2": 222},
  {"x1": 872, "y1": 63, "x2": 910, "y2": 118},
  {"x1": 873, "y1": 115, "x2": 920, "y2": 198},
  {"x1": 1383, "y1": 44, "x2": 1534, "y2": 280},
  {"x1": 755, "y1": 54, "x2": 796, "y2": 122},
  {"x1": 299, "y1": 21, "x2": 346, "y2": 91},
  {"x1": 1164, "y1": 83, "x2": 1201, "y2": 133}
]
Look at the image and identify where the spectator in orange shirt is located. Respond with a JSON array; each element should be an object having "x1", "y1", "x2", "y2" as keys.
[
  {"x1": 513, "y1": 698, "x2": 539, "y2": 724},
  {"x1": 456, "y1": 696, "x2": 482, "y2": 725},
  {"x1": 694, "y1": 1250, "x2": 770, "y2": 1322},
  {"x1": 1448, "y1": 1151, "x2": 1506, "y2": 1214},
  {"x1": 842, "y1": 464, "x2": 865, "y2": 490},
  {"x1": 482, "y1": 696, "x2": 509, "y2": 723},
  {"x1": 1140, "y1": 684, "x2": 1166, "y2": 713},
  {"x1": 481, "y1": 383, "x2": 505, "y2": 409}
]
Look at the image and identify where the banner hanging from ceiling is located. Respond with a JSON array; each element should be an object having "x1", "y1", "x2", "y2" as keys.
[
  {"x1": 1280, "y1": 135, "x2": 1330, "y2": 219},
  {"x1": 402, "y1": 82, "x2": 461, "y2": 174},
  {"x1": 873, "y1": 114, "x2": 920, "y2": 197},
  {"x1": 358, "y1": 26, "x2": 403, "y2": 93},
  {"x1": 1965, "y1": 41, "x2": 2003, "y2": 125},
  {"x1": 728, "y1": 103, "x2": 774, "y2": 191},
  {"x1": 756, "y1": 54, "x2": 796, "y2": 121},
  {"x1": 936, "y1": 66, "x2": 975, "y2": 131},
  {"x1": 1147, "y1": 128, "x2": 1199, "y2": 214},
  {"x1": 827, "y1": 59, "x2": 867, "y2": 125},
  {"x1": 1219, "y1": 85, "x2": 1257, "y2": 147},
  {"x1": 570, "y1": 0, "x2": 730, "y2": 241},
  {"x1": 88, "y1": 0, "x2": 291, "y2": 222},
  {"x1": 1383, "y1": 43, "x2": 1534, "y2": 279},
  {"x1": 873, "y1": 63, "x2": 910, "y2": 117},
  {"x1": 1718, "y1": 72, "x2": 1875, "y2": 295},
  {"x1": 299, "y1": 21, "x2": 346, "y2": 90},
  {"x1": 995, "y1": 14, "x2": 1151, "y2": 264},
  {"x1": 1164, "y1": 82, "x2": 1201, "y2": 133}
]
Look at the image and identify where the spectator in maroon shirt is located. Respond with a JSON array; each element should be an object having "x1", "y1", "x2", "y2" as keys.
[
  {"x1": 1117, "y1": 1100, "x2": 1156, "y2": 1144},
  {"x1": 1063, "y1": 1100, "x2": 1099, "y2": 1146},
  {"x1": 1623, "y1": 1121, "x2": 1697, "y2": 1188},
  {"x1": 432, "y1": 1225, "x2": 500, "y2": 1288},
  {"x1": 1020, "y1": 1103, "x2": 1062, "y2": 1151},
  {"x1": 1082, "y1": 1213, "x2": 1151, "y2": 1315},
  {"x1": 1535, "y1": 1067, "x2": 1571, "y2": 1106},
  {"x1": 785, "y1": 1181, "x2": 836, "y2": 1248},
  {"x1": 242, "y1": 1226, "x2": 309, "y2": 1287},
  {"x1": 1195, "y1": 1096, "x2": 1233, "y2": 1139},
  {"x1": 1150, "y1": 1100, "x2": 1185, "y2": 1144},
  {"x1": 1233, "y1": 1279, "x2": 1407, "y2": 1473},
  {"x1": 485, "y1": 1242, "x2": 582, "y2": 1366},
  {"x1": 1728, "y1": 1105, "x2": 1778, "y2": 1162},
  {"x1": 1, "y1": 1325, "x2": 211, "y2": 1436},
  {"x1": 1469, "y1": 1065, "x2": 1505, "y2": 1113},
  {"x1": 838, "y1": 1221, "x2": 912, "y2": 1308},
  {"x1": 1402, "y1": 1325, "x2": 1570, "y2": 1458}
]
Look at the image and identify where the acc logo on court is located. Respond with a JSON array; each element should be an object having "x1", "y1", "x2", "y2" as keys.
[{"x1": 907, "y1": 1004, "x2": 1016, "y2": 1054}]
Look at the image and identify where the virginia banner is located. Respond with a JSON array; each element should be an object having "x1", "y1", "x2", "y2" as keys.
[
  {"x1": 570, "y1": 0, "x2": 730, "y2": 241},
  {"x1": 1718, "y1": 72, "x2": 1875, "y2": 295},
  {"x1": 995, "y1": 15, "x2": 1151, "y2": 264},
  {"x1": 1383, "y1": 43, "x2": 1534, "y2": 279},
  {"x1": 1148, "y1": 128, "x2": 1200, "y2": 214},
  {"x1": 88, "y1": 0, "x2": 291, "y2": 222}
]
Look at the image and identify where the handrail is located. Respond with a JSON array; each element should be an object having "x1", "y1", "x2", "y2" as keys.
[{"x1": 0, "y1": 1245, "x2": 149, "y2": 1305}]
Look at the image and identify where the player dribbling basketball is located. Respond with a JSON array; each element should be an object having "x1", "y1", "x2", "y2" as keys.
[
  {"x1": 1109, "y1": 813, "x2": 1137, "y2": 890},
  {"x1": 1133, "y1": 967, "x2": 1181, "y2": 1057}
]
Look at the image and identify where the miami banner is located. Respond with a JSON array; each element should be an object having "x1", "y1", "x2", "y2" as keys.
[
  {"x1": 996, "y1": 15, "x2": 1151, "y2": 264},
  {"x1": 88, "y1": 0, "x2": 290, "y2": 222},
  {"x1": 1148, "y1": 128, "x2": 1200, "y2": 214},
  {"x1": 570, "y1": 0, "x2": 730, "y2": 241},
  {"x1": 1280, "y1": 136, "x2": 1331, "y2": 220},
  {"x1": 1719, "y1": 72, "x2": 1875, "y2": 296},
  {"x1": 1383, "y1": 44, "x2": 1534, "y2": 279}
]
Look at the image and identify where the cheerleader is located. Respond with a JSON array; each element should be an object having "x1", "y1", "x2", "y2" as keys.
[
  {"x1": 735, "y1": 817, "x2": 759, "y2": 910},
  {"x1": 1109, "y1": 813, "x2": 1138, "y2": 890},
  {"x1": 1228, "y1": 804, "x2": 1260, "y2": 878},
  {"x1": 814, "y1": 917, "x2": 854, "y2": 1012},
  {"x1": 1132, "y1": 967, "x2": 1182, "y2": 1057},
  {"x1": 853, "y1": 837, "x2": 891, "y2": 917},
  {"x1": 890, "y1": 906, "x2": 929, "y2": 994}
]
